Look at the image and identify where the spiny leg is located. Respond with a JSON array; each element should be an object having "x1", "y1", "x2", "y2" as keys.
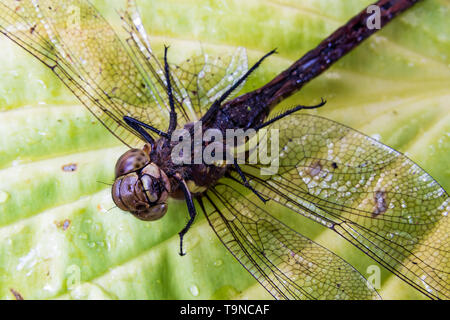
[
  {"x1": 123, "y1": 46, "x2": 178, "y2": 143},
  {"x1": 255, "y1": 98, "x2": 326, "y2": 130},
  {"x1": 174, "y1": 174, "x2": 197, "y2": 256},
  {"x1": 233, "y1": 99, "x2": 325, "y2": 201},
  {"x1": 123, "y1": 116, "x2": 170, "y2": 141},
  {"x1": 164, "y1": 45, "x2": 177, "y2": 136},
  {"x1": 123, "y1": 116, "x2": 156, "y2": 147},
  {"x1": 233, "y1": 158, "x2": 268, "y2": 203},
  {"x1": 202, "y1": 49, "x2": 278, "y2": 124}
]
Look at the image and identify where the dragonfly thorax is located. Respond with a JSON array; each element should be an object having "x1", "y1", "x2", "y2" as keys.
[{"x1": 112, "y1": 148, "x2": 171, "y2": 221}]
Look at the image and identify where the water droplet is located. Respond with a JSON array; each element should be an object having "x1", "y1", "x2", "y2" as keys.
[
  {"x1": 371, "y1": 134, "x2": 381, "y2": 141},
  {"x1": 78, "y1": 233, "x2": 88, "y2": 240},
  {"x1": 186, "y1": 233, "x2": 200, "y2": 250},
  {"x1": 213, "y1": 259, "x2": 223, "y2": 267},
  {"x1": 0, "y1": 190, "x2": 10, "y2": 203},
  {"x1": 94, "y1": 223, "x2": 102, "y2": 233},
  {"x1": 17, "y1": 248, "x2": 37, "y2": 271},
  {"x1": 189, "y1": 285, "x2": 199, "y2": 297},
  {"x1": 12, "y1": 159, "x2": 23, "y2": 167},
  {"x1": 87, "y1": 241, "x2": 96, "y2": 248}
]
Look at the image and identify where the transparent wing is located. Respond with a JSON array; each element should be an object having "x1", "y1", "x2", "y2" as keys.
[
  {"x1": 171, "y1": 47, "x2": 248, "y2": 120},
  {"x1": 199, "y1": 179, "x2": 380, "y2": 300},
  {"x1": 120, "y1": 0, "x2": 249, "y2": 122},
  {"x1": 0, "y1": 0, "x2": 182, "y2": 147},
  {"x1": 240, "y1": 114, "x2": 449, "y2": 299},
  {"x1": 119, "y1": 0, "x2": 194, "y2": 124}
]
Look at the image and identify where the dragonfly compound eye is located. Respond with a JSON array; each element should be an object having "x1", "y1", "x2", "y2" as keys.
[
  {"x1": 112, "y1": 163, "x2": 171, "y2": 221},
  {"x1": 133, "y1": 203, "x2": 168, "y2": 221},
  {"x1": 114, "y1": 148, "x2": 150, "y2": 178}
]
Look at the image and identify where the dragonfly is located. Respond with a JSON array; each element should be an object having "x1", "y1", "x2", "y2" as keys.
[{"x1": 0, "y1": 0, "x2": 448, "y2": 300}]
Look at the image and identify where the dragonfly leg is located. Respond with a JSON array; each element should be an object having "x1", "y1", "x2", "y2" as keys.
[
  {"x1": 202, "y1": 49, "x2": 278, "y2": 124},
  {"x1": 255, "y1": 98, "x2": 327, "y2": 130},
  {"x1": 233, "y1": 159, "x2": 268, "y2": 204},
  {"x1": 174, "y1": 174, "x2": 197, "y2": 256},
  {"x1": 123, "y1": 116, "x2": 156, "y2": 146},
  {"x1": 164, "y1": 46, "x2": 178, "y2": 136},
  {"x1": 123, "y1": 116, "x2": 171, "y2": 143}
]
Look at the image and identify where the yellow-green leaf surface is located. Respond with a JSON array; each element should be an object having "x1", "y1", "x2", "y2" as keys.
[{"x1": 0, "y1": 0, "x2": 448, "y2": 300}]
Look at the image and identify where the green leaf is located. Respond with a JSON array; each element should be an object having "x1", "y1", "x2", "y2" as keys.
[{"x1": 0, "y1": 0, "x2": 448, "y2": 300}]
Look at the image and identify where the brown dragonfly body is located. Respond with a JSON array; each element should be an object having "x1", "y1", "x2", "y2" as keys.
[
  {"x1": 111, "y1": 0, "x2": 421, "y2": 253},
  {"x1": 1, "y1": 0, "x2": 448, "y2": 300}
]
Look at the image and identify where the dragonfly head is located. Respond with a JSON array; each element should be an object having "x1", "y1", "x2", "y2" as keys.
[{"x1": 112, "y1": 148, "x2": 171, "y2": 221}]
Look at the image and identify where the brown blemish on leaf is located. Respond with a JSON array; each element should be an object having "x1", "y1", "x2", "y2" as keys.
[
  {"x1": 63, "y1": 219, "x2": 71, "y2": 231},
  {"x1": 373, "y1": 191, "x2": 388, "y2": 217},
  {"x1": 97, "y1": 203, "x2": 105, "y2": 212},
  {"x1": 62, "y1": 163, "x2": 77, "y2": 172},
  {"x1": 55, "y1": 219, "x2": 71, "y2": 231},
  {"x1": 10, "y1": 288, "x2": 23, "y2": 300}
]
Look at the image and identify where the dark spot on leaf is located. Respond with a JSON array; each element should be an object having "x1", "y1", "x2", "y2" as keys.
[
  {"x1": 10, "y1": 288, "x2": 23, "y2": 300},
  {"x1": 62, "y1": 163, "x2": 77, "y2": 172},
  {"x1": 332, "y1": 162, "x2": 338, "y2": 169},
  {"x1": 63, "y1": 219, "x2": 71, "y2": 231},
  {"x1": 55, "y1": 219, "x2": 71, "y2": 231}
]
